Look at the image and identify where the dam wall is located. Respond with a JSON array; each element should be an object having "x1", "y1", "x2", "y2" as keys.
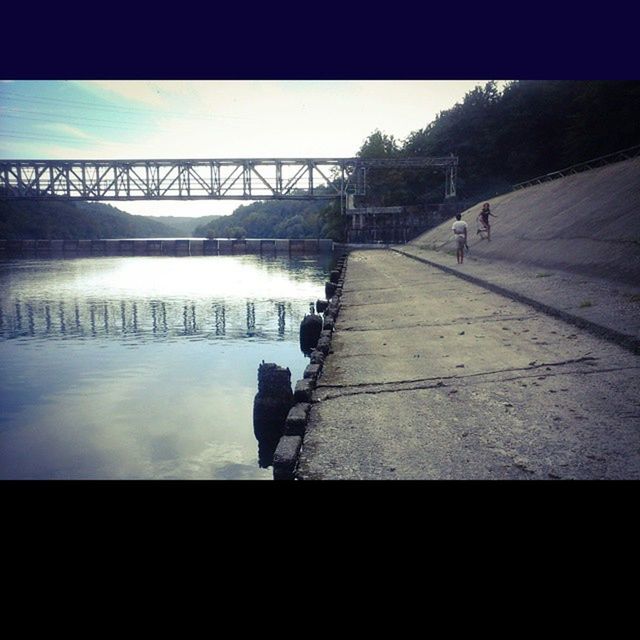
[{"x1": 0, "y1": 238, "x2": 334, "y2": 258}]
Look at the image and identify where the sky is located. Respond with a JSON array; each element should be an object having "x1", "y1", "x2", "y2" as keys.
[{"x1": 0, "y1": 80, "x2": 507, "y2": 218}]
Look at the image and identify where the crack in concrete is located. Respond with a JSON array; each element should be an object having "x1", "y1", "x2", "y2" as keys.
[
  {"x1": 315, "y1": 362, "x2": 640, "y2": 401},
  {"x1": 339, "y1": 313, "x2": 539, "y2": 333},
  {"x1": 317, "y1": 355, "x2": 601, "y2": 392},
  {"x1": 341, "y1": 284, "x2": 405, "y2": 294}
]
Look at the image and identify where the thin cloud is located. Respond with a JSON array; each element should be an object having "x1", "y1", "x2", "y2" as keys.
[
  {"x1": 76, "y1": 80, "x2": 179, "y2": 108},
  {"x1": 41, "y1": 122, "x2": 93, "y2": 139}
]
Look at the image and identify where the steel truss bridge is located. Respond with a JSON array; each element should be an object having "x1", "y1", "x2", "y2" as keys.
[{"x1": 0, "y1": 156, "x2": 458, "y2": 202}]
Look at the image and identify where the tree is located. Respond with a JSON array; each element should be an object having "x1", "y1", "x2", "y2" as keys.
[{"x1": 227, "y1": 226, "x2": 246, "y2": 239}]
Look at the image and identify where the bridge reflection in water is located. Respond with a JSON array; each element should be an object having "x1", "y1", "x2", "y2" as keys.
[
  {"x1": 0, "y1": 298, "x2": 297, "y2": 342},
  {"x1": 0, "y1": 254, "x2": 330, "y2": 479}
]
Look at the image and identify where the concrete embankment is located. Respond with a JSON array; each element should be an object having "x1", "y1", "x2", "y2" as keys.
[
  {"x1": 294, "y1": 249, "x2": 640, "y2": 480},
  {"x1": 277, "y1": 161, "x2": 640, "y2": 480},
  {"x1": 412, "y1": 156, "x2": 640, "y2": 285}
]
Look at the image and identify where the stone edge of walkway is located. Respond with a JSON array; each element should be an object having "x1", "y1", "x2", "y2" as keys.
[{"x1": 272, "y1": 251, "x2": 349, "y2": 481}]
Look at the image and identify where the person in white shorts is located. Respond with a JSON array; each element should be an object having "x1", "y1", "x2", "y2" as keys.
[{"x1": 452, "y1": 213, "x2": 468, "y2": 265}]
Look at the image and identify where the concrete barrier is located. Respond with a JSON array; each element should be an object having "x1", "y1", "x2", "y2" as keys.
[
  {"x1": 260, "y1": 240, "x2": 276, "y2": 253},
  {"x1": 246, "y1": 239, "x2": 261, "y2": 253},
  {"x1": 175, "y1": 240, "x2": 190, "y2": 256},
  {"x1": 218, "y1": 239, "x2": 232, "y2": 254},
  {"x1": 273, "y1": 436, "x2": 303, "y2": 480},
  {"x1": 6, "y1": 240, "x2": 22, "y2": 254},
  {"x1": 146, "y1": 240, "x2": 163, "y2": 255},
  {"x1": 303, "y1": 364, "x2": 322, "y2": 380},
  {"x1": 1, "y1": 237, "x2": 335, "y2": 258},
  {"x1": 50, "y1": 240, "x2": 64, "y2": 254},
  {"x1": 275, "y1": 239, "x2": 290, "y2": 253},
  {"x1": 159, "y1": 240, "x2": 173, "y2": 255},
  {"x1": 91, "y1": 240, "x2": 107, "y2": 255},
  {"x1": 105, "y1": 240, "x2": 120, "y2": 256},
  {"x1": 134, "y1": 239, "x2": 148, "y2": 256},
  {"x1": 77, "y1": 240, "x2": 92, "y2": 254},
  {"x1": 271, "y1": 252, "x2": 349, "y2": 480},
  {"x1": 190, "y1": 240, "x2": 204, "y2": 256},
  {"x1": 284, "y1": 403, "x2": 311, "y2": 436},
  {"x1": 119, "y1": 240, "x2": 135, "y2": 255},
  {"x1": 304, "y1": 239, "x2": 319, "y2": 253},
  {"x1": 203, "y1": 239, "x2": 218, "y2": 255},
  {"x1": 294, "y1": 378, "x2": 315, "y2": 403}
]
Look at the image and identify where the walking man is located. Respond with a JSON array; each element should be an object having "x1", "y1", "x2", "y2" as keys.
[{"x1": 452, "y1": 213, "x2": 468, "y2": 265}]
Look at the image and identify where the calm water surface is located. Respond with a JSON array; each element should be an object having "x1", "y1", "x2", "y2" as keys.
[{"x1": 0, "y1": 254, "x2": 332, "y2": 479}]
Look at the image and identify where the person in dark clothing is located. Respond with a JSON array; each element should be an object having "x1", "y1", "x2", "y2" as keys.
[{"x1": 476, "y1": 202, "x2": 497, "y2": 241}]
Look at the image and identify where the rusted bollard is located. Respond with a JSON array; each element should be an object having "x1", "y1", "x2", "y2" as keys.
[{"x1": 253, "y1": 362, "x2": 294, "y2": 468}]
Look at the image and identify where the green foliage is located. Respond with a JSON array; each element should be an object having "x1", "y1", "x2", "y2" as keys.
[
  {"x1": 0, "y1": 198, "x2": 177, "y2": 240},
  {"x1": 399, "y1": 80, "x2": 640, "y2": 202},
  {"x1": 358, "y1": 130, "x2": 399, "y2": 158},
  {"x1": 318, "y1": 198, "x2": 347, "y2": 242},
  {"x1": 194, "y1": 193, "x2": 335, "y2": 240},
  {"x1": 227, "y1": 226, "x2": 247, "y2": 239},
  {"x1": 356, "y1": 130, "x2": 411, "y2": 207},
  {"x1": 145, "y1": 214, "x2": 221, "y2": 236}
]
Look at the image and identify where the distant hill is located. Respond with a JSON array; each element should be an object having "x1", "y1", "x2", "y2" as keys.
[
  {"x1": 194, "y1": 195, "x2": 334, "y2": 239},
  {"x1": 0, "y1": 197, "x2": 178, "y2": 240},
  {"x1": 145, "y1": 214, "x2": 221, "y2": 237}
]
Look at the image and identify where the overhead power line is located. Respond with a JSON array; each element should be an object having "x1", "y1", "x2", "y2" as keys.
[
  {"x1": 0, "y1": 110, "x2": 158, "y2": 132},
  {"x1": 0, "y1": 131, "x2": 119, "y2": 145},
  {"x1": 0, "y1": 89, "x2": 257, "y2": 123}
]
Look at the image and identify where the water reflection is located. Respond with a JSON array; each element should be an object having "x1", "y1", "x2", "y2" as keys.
[
  {"x1": 0, "y1": 254, "x2": 333, "y2": 479},
  {"x1": 0, "y1": 297, "x2": 309, "y2": 343},
  {"x1": 277, "y1": 302, "x2": 285, "y2": 337}
]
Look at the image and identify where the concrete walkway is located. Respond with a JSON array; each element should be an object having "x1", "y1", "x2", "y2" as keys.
[
  {"x1": 296, "y1": 248, "x2": 640, "y2": 480},
  {"x1": 398, "y1": 246, "x2": 640, "y2": 354}
]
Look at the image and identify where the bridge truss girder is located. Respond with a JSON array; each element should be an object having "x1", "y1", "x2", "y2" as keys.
[{"x1": 0, "y1": 156, "x2": 458, "y2": 202}]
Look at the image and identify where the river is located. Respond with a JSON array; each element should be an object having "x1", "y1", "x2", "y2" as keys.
[{"x1": 0, "y1": 252, "x2": 332, "y2": 479}]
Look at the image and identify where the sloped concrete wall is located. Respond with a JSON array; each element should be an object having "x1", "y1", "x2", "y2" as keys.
[{"x1": 411, "y1": 157, "x2": 640, "y2": 284}]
